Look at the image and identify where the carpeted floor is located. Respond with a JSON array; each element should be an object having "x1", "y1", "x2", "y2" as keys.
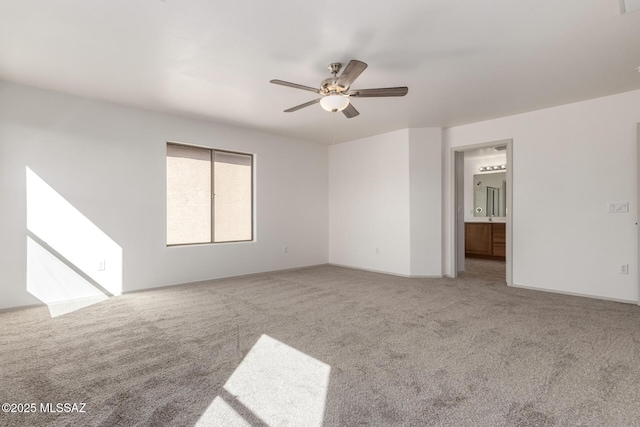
[
  {"x1": 461, "y1": 258, "x2": 506, "y2": 283},
  {"x1": 2, "y1": 265, "x2": 640, "y2": 426}
]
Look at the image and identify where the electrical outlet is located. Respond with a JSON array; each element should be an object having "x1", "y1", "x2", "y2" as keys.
[
  {"x1": 608, "y1": 202, "x2": 629, "y2": 213},
  {"x1": 619, "y1": 264, "x2": 629, "y2": 274},
  {"x1": 98, "y1": 260, "x2": 106, "y2": 271},
  {"x1": 283, "y1": 246, "x2": 288, "y2": 253},
  {"x1": 375, "y1": 248, "x2": 379, "y2": 255}
]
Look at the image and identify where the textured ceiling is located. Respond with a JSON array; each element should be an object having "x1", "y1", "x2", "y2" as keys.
[{"x1": 1, "y1": 0, "x2": 640, "y2": 144}]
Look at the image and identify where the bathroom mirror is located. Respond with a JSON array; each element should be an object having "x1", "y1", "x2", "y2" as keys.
[{"x1": 473, "y1": 172, "x2": 506, "y2": 217}]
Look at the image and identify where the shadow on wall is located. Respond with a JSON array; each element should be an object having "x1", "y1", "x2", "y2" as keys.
[
  {"x1": 196, "y1": 334, "x2": 331, "y2": 426},
  {"x1": 25, "y1": 167, "x2": 122, "y2": 317}
]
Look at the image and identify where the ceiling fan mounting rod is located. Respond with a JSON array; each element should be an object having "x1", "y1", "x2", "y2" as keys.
[
  {"x1": 321, "y1": 63, "x2": 349, "y2": 95},
  {"x1": 327, "y1": 62, "x2": 342, "y2": 76}
]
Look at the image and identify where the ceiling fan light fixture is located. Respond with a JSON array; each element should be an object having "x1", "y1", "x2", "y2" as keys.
[{"x1": 320, "y1": 94, "x2": 349, "y2": 112}]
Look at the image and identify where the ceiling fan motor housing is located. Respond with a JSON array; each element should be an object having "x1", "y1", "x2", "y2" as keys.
[{"x1": 321, "y1": 77, "x2": 347, "y2": 95}]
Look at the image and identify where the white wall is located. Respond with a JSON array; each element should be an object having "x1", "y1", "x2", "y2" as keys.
[
  {"x1": 0, "y1": 81, "x2": 328, "y2": 310},
  {"x1": 445, "y1": 89, "x2": 640, "y2": 302},
  {"x1": 328, "y1": 128, "x2": 443, "y2": 277},
  {"x1": 409, "y1": 128, "x2": 443, "y2": 276},
  {"x1": 329, "y1": 129, "x2": 411, "y2": 275}
]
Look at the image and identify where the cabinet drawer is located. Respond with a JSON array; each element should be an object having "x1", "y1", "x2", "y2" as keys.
[
  {"x1": 492, "y1": 223, "x2": 506, "y2": 243},
  {"x1": 492, "y1": 242, "x2": 506, "y2": 257}
]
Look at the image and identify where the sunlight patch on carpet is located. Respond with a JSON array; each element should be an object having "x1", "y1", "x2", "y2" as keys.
[
  {"x1": 196, "y1": 334, "x2": 331, "y2": 426},
  {"x1": 195, "y1": 396, "x2": 251, "y2": 427}
]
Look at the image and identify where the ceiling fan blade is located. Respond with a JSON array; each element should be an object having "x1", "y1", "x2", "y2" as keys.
[
  {"x1": 270, "y1": 79, "x2": 320, "y2": 94},
  {"x1": 342, "y1": 103, "x2": 359, "y2": 118},
  {"x1": 346, "y1": 87, "x2": 408, "y2": 97},
  {"x1": 284, "y1": 98, "x2": 321, "y2": 112},
  {"x1": 336, "y1": 60, "x2": 368, "y2": 89}
]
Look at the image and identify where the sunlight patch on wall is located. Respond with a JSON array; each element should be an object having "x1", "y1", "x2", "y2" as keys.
[
  {"x1": 27, "y1": 236, "x2": 108, "y2": 317},
  {"x1": 196, "y1": 334, "x2": 331, "y2": 426},
  {"x1": 26, "y1": 167, "x2": 123, "y2": 316}
]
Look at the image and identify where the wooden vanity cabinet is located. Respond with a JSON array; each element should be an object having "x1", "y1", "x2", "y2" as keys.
[
  {"x1": 465, "y1": 222, "x2": 506, "y2": 260},
  {"x1": 491, "y1": 223, "x2": 506, "y2": 257}
]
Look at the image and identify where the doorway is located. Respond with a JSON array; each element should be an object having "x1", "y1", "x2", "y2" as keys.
[{"x1": 452, "y1": 139, "x2": 513, "y2": 285}]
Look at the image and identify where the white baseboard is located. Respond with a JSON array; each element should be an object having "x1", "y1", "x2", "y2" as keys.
[
  {"x1": 328, "y1": 263, "x2": 443, "y2": 279},
  {"x1": 123, "y1": 263, "x2": 332, "y2": 295},
  {"x1": 511, "y1": 283, "x2": 637, "y2": 305}
]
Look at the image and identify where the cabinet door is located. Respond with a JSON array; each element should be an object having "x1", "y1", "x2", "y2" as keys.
[
  {"x1": 465, "y1": 223, "x2": 492, "y2": 255},
  {"x1": 492, "y1": 223, "x2": 506, "y2": 257}
]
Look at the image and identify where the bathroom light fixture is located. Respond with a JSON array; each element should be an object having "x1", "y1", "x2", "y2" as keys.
[{"x1": 479, "y1": 164, "x2": 506, "y2": 172}]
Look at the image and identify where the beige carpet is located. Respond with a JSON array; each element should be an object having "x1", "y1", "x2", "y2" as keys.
[
  {"x1": 461, "y1": 258, "x2": 506, "y2": 283},
  {"x1": 2, "y1": 265, "x2": 640, "y2": 426}
]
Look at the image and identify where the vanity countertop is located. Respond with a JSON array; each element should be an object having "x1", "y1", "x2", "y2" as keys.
[{"x1": 465, "y1": 218, "x2": 506, "y2": 223}]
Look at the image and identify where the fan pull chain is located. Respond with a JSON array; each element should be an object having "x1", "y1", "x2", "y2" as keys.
[{"x1": 332, "y1": 111, "x2": 337, "y2": 145}]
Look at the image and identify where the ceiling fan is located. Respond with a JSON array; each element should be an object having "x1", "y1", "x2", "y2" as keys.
[{"x1": 270, "y1": 59, "x2": 408, "y2": 118}]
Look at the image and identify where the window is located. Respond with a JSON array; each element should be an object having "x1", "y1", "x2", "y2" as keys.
[{"x1": 166, "y1": 143, "x2": 253, "y2": 245}]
